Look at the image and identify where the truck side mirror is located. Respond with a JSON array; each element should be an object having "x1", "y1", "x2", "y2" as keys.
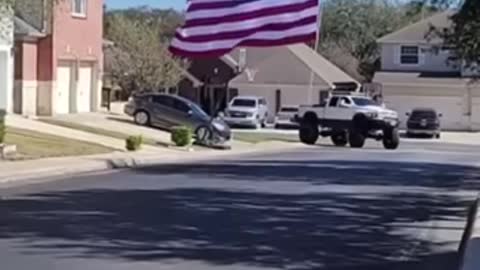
[{"x1": 339, "y1": 100, "x2": 350, "y2": 108}]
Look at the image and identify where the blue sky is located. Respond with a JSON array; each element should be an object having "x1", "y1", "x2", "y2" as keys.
[{"x1": 105, "y1": 0, "x2": 186, "y2": 10}]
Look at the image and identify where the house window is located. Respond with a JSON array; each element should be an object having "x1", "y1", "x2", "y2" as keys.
[
  {"x1": 72, "y1": 0, "x2": 87, "y2": 17},
  {"x1": 400, "y1": 46, "x2": 419, "y2": 65}
]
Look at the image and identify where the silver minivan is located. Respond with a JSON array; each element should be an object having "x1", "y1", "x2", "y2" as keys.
[{"x1": 223, "y1": 96, "x2": 268, "y2": 129}]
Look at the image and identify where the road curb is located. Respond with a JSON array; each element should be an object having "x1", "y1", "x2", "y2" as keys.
[
  {"x1": 459, "y1": 195, "x2": 480, "y2": 270},
  {"x1": 0, "y1": 142, "x2": 303, "y2": 187}
]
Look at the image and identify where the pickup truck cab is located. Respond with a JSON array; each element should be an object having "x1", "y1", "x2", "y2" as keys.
[{"x1": 297, "y1": 94, "x2": 400, "y2": 149}]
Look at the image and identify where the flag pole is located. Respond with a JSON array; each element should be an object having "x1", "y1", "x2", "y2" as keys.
[{"x1": 307, "y1": 0, "x2": 323, "y2": 104}]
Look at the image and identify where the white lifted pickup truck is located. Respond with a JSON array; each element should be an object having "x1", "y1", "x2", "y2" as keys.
[{"x1": 297, "y1": 94, "x2": 400, "y2": 149}]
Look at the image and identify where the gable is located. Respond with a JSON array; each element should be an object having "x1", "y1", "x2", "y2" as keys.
[
  {"x1": 378, "y1": 11, "x2": 455, "y2": 44},
  {"x1": 230, "y1": 46, "x2": 328, "y2": 87}
]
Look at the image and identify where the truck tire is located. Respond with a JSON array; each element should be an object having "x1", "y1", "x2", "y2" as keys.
[
  {"x1": 352, "y1": 114, "x2": 369, "y2": 135},
  {"x1": 349, "y1": 131, "x2": 365, "y2": 148},
  {"x1": 383, "y1": 127, "x2": 400, "y2": 150},
  {"x1": 331, "y1": 131, "x2": 348, "y2": 147},
  {"x1": 299, "y1": 118, "x2": 319, "y2": 145}
]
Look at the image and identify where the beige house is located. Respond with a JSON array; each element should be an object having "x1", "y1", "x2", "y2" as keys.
[
  {"x1": 229, "y1": 44, "x2": 359, "y2": 121},
  {"x1": 374, "y1": 11, "x2": 480, "y2": 131}
]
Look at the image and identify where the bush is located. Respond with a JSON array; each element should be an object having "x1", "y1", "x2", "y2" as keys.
[
  {"x1": 126, "y1": 135, "x2": 143, "y2": 151},
  {"x1": 171, "y1": 126, "x2": 192, "y2": 147},
  {"x1": 0, "y1": 110, "x2": 5, "y2": 144}
]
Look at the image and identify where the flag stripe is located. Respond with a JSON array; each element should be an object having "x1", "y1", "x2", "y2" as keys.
[
  {"x1": 172, "y1": 23, "x2": 317, "y2": 52},
  {"x1": 170, "y1": 0, "x2": 320, "y2": 57},
  {"x1": 188, "y1": 0, "x2": 260, "y2": 12},
  {"x1": 180, "y1": 6, "x2": 317, "y2": 37},
  {"x1": 176, "y1": 16, "x2": 317, "y2": 43},
  {"x1": 186, "y1": 0, "x2": 313, "y2": 21},
  {"x1": 186, "y1": 0, "x2": 317, "y2": 27},
  {"x1": 170, "y1": 32, "x2": 316, "y2": 58}
]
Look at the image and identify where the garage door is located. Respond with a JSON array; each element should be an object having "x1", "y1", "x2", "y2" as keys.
[
  {"x1": 77, "y1": 63, "x2": 93, "y2": 113},
  {"x1": 56, "y1": 64, "x2": 72, "y2": 114},
  {"x1": 384, "y1": 95, "x2": 468, "y2": 131}
]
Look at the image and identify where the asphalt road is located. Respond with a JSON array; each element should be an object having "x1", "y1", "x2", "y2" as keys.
[{"x1": 1, "y1": 141, "x2": 480, "y2": 270}]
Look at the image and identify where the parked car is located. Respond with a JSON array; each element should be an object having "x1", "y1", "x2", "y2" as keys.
[
  {"x1": 124, "y1": 93, "x2": 231, "y2": 144},
  {"x1": 274, "y1": 105, "x2": 299, "y2": 129},
  {"x1": 224, "y1": 96, "x2": 268, "y2": 129},
  {"x1": 406, "y1": 108, "x2": 441, "y2": 138}
]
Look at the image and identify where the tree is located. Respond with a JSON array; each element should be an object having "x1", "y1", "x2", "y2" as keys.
[
  {"x1": 105, "y1": 14, "x2": 187, "y2": 95},
  {"x1": 436, "y1": 0, "x2": 480, "y2": 77}
]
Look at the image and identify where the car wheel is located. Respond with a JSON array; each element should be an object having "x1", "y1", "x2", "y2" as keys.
[
  {"x1": 436, "y1": 133, "x2": 441, "y2": 139},
  {"x1": 331, "y1": 131, "x2": 348, "y2": 147},
  {"x1": 383, "y1": 127, "x2": 400, "y2": 150},
  {"x1": 349, "y1": 131, "x2": 365, "y2": 148},
  {"x1": 299, "y1": 119, "x2": 319, "y2": 145},
  {"x1": 195, "y1": 125, "x2": 212, "y2": 145},
  {"x1": 134, "y1": 111, "x2": 150, "y2": 126}
]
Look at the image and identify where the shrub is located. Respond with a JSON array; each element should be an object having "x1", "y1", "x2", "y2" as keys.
[
  {"x1": 0, "y1": 110, "x2": 5, "y2": 144},
  {"x1": 126, "y1": 135, "x2": 143, "y2": 151},
  {"x1": 171, "y1": 126, "x2": 192, "y2": 147}
]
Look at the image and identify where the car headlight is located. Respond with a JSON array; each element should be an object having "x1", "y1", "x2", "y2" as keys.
[
  {"x1": 246, "y1": 112, "x2": 254, "y2": 117},
  {"x1": 212, "y1": 121, "x2": 226, "y2": 131},
  {"x1": 366, "y1": 112, "x2": 378, "y2": 119}
]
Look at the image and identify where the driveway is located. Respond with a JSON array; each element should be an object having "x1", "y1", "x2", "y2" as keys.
[
  {"x1": 0, "y1": 142, "x2": 479, "y2": 270},
  {"x1": 51, "y1": 113, "x2": 172, "y2": 143}
]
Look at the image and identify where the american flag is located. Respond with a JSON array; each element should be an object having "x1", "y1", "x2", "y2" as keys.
[{"x1": 169, "y1": 0, "x2": 320, "y2": 58}]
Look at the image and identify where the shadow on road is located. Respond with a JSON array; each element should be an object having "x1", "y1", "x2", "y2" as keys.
[{"x1": 0, "y1": 160, "x2": 478, "y2": 270}]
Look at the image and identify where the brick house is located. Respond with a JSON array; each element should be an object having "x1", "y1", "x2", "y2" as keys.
[{"x1": 14, "y1": 0, "x2": 103, "y2": 116}]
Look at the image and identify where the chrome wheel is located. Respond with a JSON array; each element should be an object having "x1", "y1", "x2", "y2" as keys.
[{"x1": 134, "y1": 111, "x2": 149, "y2": 126}]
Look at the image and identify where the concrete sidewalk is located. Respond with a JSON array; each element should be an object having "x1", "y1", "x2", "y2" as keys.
[
  {"x1": 49, "y1": 113, "x2": 172, "y2": 144},
  {"x1": 6, "y1": 114, "x2": 160, "y2": 151},
  {"x1": 46, "y1": 112, "x2": 253, "y2": 149},
  {"x1": 0, "y1": 141, "x2": 305, "y2": 186}
]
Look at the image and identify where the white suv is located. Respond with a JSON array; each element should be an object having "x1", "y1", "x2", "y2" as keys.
[{"x1": 224, "y1": 96, "x2": 268, "y2": 129}]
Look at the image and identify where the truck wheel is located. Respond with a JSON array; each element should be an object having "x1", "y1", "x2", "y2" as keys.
[
  {"x1": 353, "y1": 114, "x2": 369, "y2": 133},
  {"x1": 383, "y1": 127, "x2": 400, "y2": 150},
  {"x1": 331, "y1": 131, "x2": 348, "y2": 147},
  {"x1": 299, "y1": 120, "x2": 319, "y2": 145},
  {"x1": 349, "y1": 131, "x2": 365, "y2": 148}
]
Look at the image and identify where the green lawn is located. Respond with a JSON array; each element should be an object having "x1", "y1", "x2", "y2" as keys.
[
  {"x1": 39, "y1": 119, "x2": 169, "y2": 147},
  {"x1": 233, "y1": 131, "x2": 299, "y2": 143},
  {"x1": 4, "y1": 127, "x2": 114, "y2": 160}
]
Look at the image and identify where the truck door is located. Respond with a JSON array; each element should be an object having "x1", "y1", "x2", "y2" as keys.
[
  {"x1": 337, "y1": 97, "x2": 355, "y2": 120},
  {"x1": 324, "y1": 96, "x2": 341, "y2": 125}
]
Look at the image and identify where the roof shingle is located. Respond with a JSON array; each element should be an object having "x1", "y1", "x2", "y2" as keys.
[{"x1": 377, "y1": 11, "x2": 455, "y2": 44}]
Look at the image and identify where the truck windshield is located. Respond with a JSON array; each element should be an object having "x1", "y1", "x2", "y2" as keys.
[
  {"x1": 232, "y1": 99, "x2": 256, "y2": 107},
  {"x1": 352, "y1": 98, "x2": 377, "y2": 106}
]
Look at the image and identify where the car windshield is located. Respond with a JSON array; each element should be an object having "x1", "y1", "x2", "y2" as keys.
[
  {"x1": 190, "y1": 102, "x2": 210, "y2": 119},
  {"x1": 411, "y1": 110, "x2": 436, "y2": 119},
  {"x1": 280, "y1": 107, "x2": 298, "y2": 113},
  {"x1": 352, "y1": 98, "x2": 377, "y2": 106},
  {"x1": 232, "y1": 99, "x2": 256, "y2": 107}
]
